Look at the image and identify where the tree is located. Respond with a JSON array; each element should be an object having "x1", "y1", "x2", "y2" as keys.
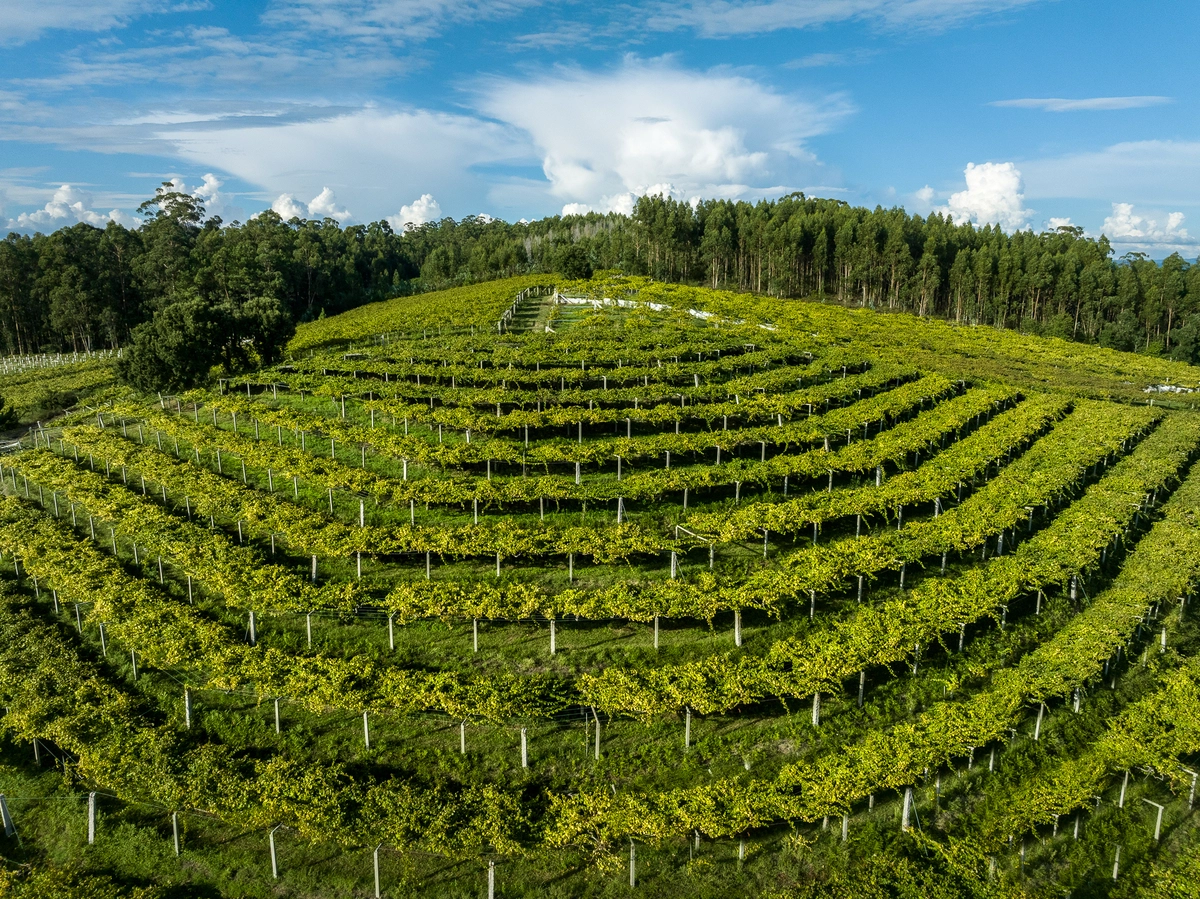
[
  {"x1": 238, "y1": 295, "x2": 295, "y2": 366},
  {"x1": 118, "y1": 298, "x2": 224, "y2": 393}
]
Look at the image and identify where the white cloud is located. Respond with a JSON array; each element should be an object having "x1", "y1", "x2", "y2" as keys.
[
  {"x1": 1045, "y1": 216, "x2": 1075, "y2": 230},
  {"x1": 1101, "y1": 203, "x2": 1193, "y2": 252},
  {"x1": 942, "y1": 162, "x2": 1031, "y2": 231},
  {"x1": 1019, "y1": 140, "x2": 1200, "y2": 207},
  {"x1": 170, "y1": 172, "x2": 245, "y2": 222},
  {"x1": 306, "y1": 186, "x2": 350, "y2": 220},
  {"x1": 784, "y1": 49, "x2": 876, "y2": 68},
  {"x1": 271, "y1": 193, "x2": 308, "y2": 220},
  {"x1": 388, "y1": 193, "x2": 442, "y2": 229},
  {"x1": 160, "y1": 108, "x2": 520, "y2": 223},
  {"x1": 0, "y1": 0, "x2": 191, "y2": 46},
  {"x1": 645, "y1": 0, "x2": 1047, "y2": 37},
  {"x1": 8, "y1": 184, "x2": 133, "y2": 230},
  {"x1": 990, "y1": 96, "x2": 1171, "y2": 112},
  {"x1": 476, "y1": 58, "x2": 852, "y2": 214},
  {"x1": 262, "y1": 0, "x2": 543, "y2": 45},
  {"x1": 270, "y1": 186, "x2": 351, "y2": 222},
  {"x1": 914, "y1": 184, "x2": 935, "y2": 205}
]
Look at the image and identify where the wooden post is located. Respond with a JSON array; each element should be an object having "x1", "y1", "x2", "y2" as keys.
[
  {"x1": 901, "y1": 787, "x2": 913, "y2": 831},
  {"x1": 550, "y1": 618, "x2": 556, "y2": 655},
  {"x1": 629, "y1": 840, "x2": 636, "y2": 888},
  {"x1": 172, "y1": 812, "x2": 180, "y2": 856},
  {"x1": 363, "y1": 711, "x2": 370, "y2": 749},
  {"x1": 88, "y1": 792, "x2": 96, "y2": 844},
  {"x1": 184, "y1": 689, "x2": 191, "y2": 729},
  {"x1": 270, "y1": 825, "x2": 282, "y2": 879},
  {"x1": 0, "y1": 795, "x2": 14, "y2": 837},
  {"x1": 685, "y1": 706, "x2": 691, "y2": 749},
  {"x1": 460, "y1": 721, "x2": 466, "y2": 754},
  {"x1": 373, "y1": 844, "x2": 383, "y2": 898},
  {"x1": 1142, "y1": 799, "x2": 1165, "y2": 841},
  {"x1": 473, "y1": 618, "x2": 479, "y2": 653},
  {"x1": 274, "y1": 698, "x2": 281, "y2": 734},
  {"x1": 521, "y1": 727, "x2": 528, "y2": 768},
  {"x1": 593, "y1": 707, "x2": 601, "y2": 760},
  {"x1": 734, "y1": 609, "x2": 741, "y2": 646},
  {"x1": 249, "y1": 611, "x2": 257, "y2": 646},
  {"x1": 488, "y1": 861, "x2": 495, "y2": 899}
]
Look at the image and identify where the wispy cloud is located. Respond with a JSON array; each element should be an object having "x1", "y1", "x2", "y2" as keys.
[
  {"x1": 0, "y1": 0, "x2": 209, "y2": 47},
  {"x1": 1019, "y1": 140, "x2": 1200, "y2": 206},
  {"x1": 784, "y1": 49, "x2": 875, "y2": 68},
  {"x1": 990, "y1": 96, "x2": 1172, "y2": 112},
  {"x1": 261, "y1": 0, "x2": 545, "y2": 46},
  {"x1": 644, "y1": 0, "x2": 1048, "y2": 37}
]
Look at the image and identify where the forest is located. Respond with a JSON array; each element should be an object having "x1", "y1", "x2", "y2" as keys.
[{"x1": 2, "y1": 183, "x2": 1199, "y2": 363}]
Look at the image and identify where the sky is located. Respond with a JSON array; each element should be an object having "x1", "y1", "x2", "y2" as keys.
[{"x1": 1, "y1": 0, "x2": 1198, "y2": 257}]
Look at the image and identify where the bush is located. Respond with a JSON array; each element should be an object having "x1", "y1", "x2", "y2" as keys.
[{"x1": 118, "y1": 295, "x2": 294, "y2": 394}]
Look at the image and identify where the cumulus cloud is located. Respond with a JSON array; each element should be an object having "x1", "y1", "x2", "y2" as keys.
[
  {"x1": 942, "y1": 162, "x2": 1031, "y2": 231},
  {"x1": 476, "y1": 58, "x2": 852, "y2": 214},
  {"x1": 990, "y1": 96, "x2": 1171, "y2": 112},
  {"x1": 1045, "y1": 216, "x2": 1075, "y2": 230},
  {"x1": 8, "y1": 184, "x2": 133, "y2": 230},
  {"x1": 914, "y1": 184, "x2": 935, "y2": 205},
  {"x1": 307, "y1": 187, "x2": 351, "y2": 220},
  {"x1": 160, "y1": 108, "x2": 519, "y2": 223},
  {"x1": 1101, "y1": 203, "x2": 1193, "y2": 251},
  {"x1": 271, "y1": 194, "x2": 308, "y2": 219},
  {"x1": 387, "y1": 193, "x2": 442, "y2": 229},
  {"x1": 167, "y1": 172, "x2": 245, "y2": 222},
  {"x1": 270, "y1": 186, "x2": 351, "y2": 222}
]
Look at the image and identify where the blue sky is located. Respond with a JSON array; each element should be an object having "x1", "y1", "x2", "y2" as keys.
[{"x1": 2, "y1": 0, "x2": 1198, "y2": 256}]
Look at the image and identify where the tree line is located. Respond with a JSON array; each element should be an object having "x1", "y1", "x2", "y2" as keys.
[{"x1": 2, "y1": 184, "x2": 1198, "y2": 379}]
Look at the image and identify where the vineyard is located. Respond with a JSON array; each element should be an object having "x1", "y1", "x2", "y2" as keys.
[{"x1": 3, "y1": 273, "x2": 1200, "y2": 898}]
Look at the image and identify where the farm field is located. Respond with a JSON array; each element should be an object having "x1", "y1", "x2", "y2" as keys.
[{"x1": 2, "y1": 274, "x2": 1200, "y2": 898}]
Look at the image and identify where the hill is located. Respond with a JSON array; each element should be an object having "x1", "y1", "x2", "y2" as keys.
[{"x1": 1, "y1": 275, "x2": 1199, "y2": 898}]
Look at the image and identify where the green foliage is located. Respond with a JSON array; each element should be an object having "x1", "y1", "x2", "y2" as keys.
[
  {"x1": 4, "y1": 279, "x2": 1200, "y2": 896},
  {"x1": 118, "y1": 298, "x2": 223, "y2": 393},
  {"x1": 117, "y1": 294, "x2": 294, "y2": 393}
]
